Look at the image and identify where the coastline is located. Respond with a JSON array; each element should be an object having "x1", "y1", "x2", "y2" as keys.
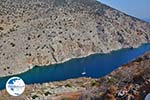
[
  {"x1": 0, "y1": 42, "x2": 147, "y2": 78},
  {"x1": 0, "y1": 52, "x2": 150, "y2": 100}
]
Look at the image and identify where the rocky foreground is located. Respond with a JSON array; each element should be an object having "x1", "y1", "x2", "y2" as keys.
[
  {"x1": 0, "y1": 52, "x2": 150, "y2": 100},
  {"x1": 0, "y1": 0, "x2": 150, "y2": 77},
  {"x1": 79, "y1": 52, "x2": 150, "y2": 100}
]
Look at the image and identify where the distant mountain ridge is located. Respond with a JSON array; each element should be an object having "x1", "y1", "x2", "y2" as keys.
[{"x1": 0, "y1": 0, "x2": 150, "y2": 76}]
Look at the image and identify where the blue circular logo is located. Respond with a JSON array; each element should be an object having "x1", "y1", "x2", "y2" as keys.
[
  {"x1": 145, "y1": 94, "x2": 150, "y2": 100},
  {"x1": 6, "y1": 77, "x2": 25, "y2": 96}
]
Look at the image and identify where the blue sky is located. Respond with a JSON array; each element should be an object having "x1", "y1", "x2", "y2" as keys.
[{"x1": 97, "y1": 0, "x2": 150, "y2": 22}]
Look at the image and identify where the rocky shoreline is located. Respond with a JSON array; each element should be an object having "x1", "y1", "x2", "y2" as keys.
[
  {"x1": 0, "y1": 52, "x2": 150, "y2": 100},
  {"x1": 0, "y1": 0, "x2": 150, "y2": 77},
  {"x1": 79, "y1": 52, "x2": 150, "y2": 100},
  {"x1": 0, "y1": 77, "x2": 96, "y2": 100}
]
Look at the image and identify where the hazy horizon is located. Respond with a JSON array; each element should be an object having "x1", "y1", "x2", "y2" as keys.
[{"x1": 98, "y1": 0, "x2": 150, "y2": 22}]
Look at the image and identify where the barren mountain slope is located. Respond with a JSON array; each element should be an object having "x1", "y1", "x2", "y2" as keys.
[{"x1": 0, "y1": 0, "x2": 150, "y2": 76}]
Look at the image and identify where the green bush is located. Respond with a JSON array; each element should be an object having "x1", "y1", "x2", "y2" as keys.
[
  {"x1": 108, "y1": 77, "x2": 117, "y2": 84},
  {"x1": 44, "y1": 91, "x2": 52, "y2": 96},
  {"x1": 31, "y1": 95, "x2": 38, "y2": 99},
  {"x1": 65, "y1": 84, "x2": 72, "y2": 87},
  {"x1": 91, "y1": 80, "x2": 100, "y2": 87}
]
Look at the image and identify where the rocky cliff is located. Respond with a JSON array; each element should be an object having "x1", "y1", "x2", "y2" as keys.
[{"x1": 0, "y1": 0, "x2": 150, "y2": 76}]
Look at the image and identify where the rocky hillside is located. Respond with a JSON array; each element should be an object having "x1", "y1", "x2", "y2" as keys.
[
  {"x1": 79, "y1": 52, "x2": 150, "y2": 100},
  {"x1": 0, "y1": 0, "x2": 150, "y2": 76}
]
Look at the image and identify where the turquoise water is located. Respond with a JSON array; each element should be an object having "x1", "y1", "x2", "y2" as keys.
[{"x1": 0, "y1": 44, "x2": 150, "y2": 90}]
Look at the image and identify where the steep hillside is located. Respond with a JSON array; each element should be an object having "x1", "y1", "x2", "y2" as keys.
[{"x1": 0, "y1": 0, "x2": 150, "y2": 76}]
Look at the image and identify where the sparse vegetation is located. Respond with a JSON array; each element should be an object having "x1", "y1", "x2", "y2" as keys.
[
  {"x1": 107, "y1": 77, "x2": 117, "y2": 84},
  {"x1": 61, "y1": 97, "x2": 71, "y2": 100},
  {"x1": 65, "y1": 83, "x2": 72, "y2": 87},
  {"x1": 0, "y1": 0, "x2": 150, "y2": 100},
  {"x1": 0, "y1": 27, "x2": 4, "y2": 30},
  {"x1": 44, "y1": 91, "x2": 52, "y2": 96},
  {"x1": 31, "y1": 95, "x2": 38, "y2": 99},
  {"x1": 91, "y1": 80, "x2": 100, "y2": 87}
]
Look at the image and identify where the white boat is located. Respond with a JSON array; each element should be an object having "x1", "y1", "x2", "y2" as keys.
[
  {"x1": 81, "y1": 71, "x2": 86, "y2": 75},
  {"x1": 81, "y1": 67, "x2": 86, "y2": 75}
]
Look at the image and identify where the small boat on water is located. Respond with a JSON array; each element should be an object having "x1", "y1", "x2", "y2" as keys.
[
  {"x1": 81, "y1": 67, "x2": 86, "y2": 75},
  {"x1": 81, "y1": 71, "x2": 86, "y2": 75}
]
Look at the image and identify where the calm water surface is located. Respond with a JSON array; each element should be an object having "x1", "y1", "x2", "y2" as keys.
[{"x1": 0, "y1": 44, "x2": 150, "y2": 90}]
